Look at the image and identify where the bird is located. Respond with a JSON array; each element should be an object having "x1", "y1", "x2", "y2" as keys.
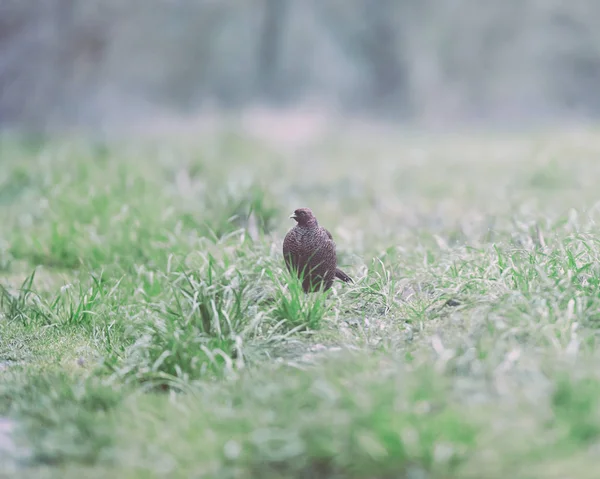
[{"x1": 283, "y1": 207, "x2": 353, "y2": 293}]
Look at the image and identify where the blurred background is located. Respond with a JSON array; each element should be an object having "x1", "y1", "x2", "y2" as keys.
[{"x1": 2, "y1": 0, "x2": 600, "y2": 133}]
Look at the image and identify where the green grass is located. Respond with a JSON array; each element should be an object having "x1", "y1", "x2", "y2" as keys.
[{"x1": 3, "y1": 126, "x2": 600, "y2": 477}]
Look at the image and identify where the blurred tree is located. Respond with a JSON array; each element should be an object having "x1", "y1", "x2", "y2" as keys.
[
  {"x1": 257, "y1": 0, "x2": 290, "y2": 101},
  {"x1": 0, "y1": 0, "x2": 109, "y2": 130},
  {"x1": 361, "y1": 0, "x2": 409, "y2": 116},
  {"x1": 546, "y1": 6, "x2": 600, "y2": 116}
]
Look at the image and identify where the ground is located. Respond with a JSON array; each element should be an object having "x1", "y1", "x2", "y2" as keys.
[{"x1": 2, "y1": 122, "x2": 600, "y2": 478}]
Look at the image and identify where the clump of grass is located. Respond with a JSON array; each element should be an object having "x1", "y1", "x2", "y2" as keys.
[
  {"x1": 2, "y1": 372, "x2": 121, "y2": 466},
  {"x1": 0, "y1": 242, "x2": 11, "y2": 272},
  {"x1": 0, "y1": 270, "x2": 50, "y2": 325},
  {"x1": 0, "y1": 164, "x2": 34, "y2": 206},
  {"x1": 267, "y1": 268, "x2": 331, "y2": 331},
  {"x1": 1, "y1": 270, "x2": 131, "y2": 332},
  {"x1": 108, "y1": 252, "x2": 261, "y2": 387},
  {"x1": 526, "y1": 160, "x2": 575, "y2": 190},
  {"x1": 551, "y1": 373, "x2": 600, "y2": 446},
  {"x1": 185, "y1": 181, "x2": 280, "y2": 239},
  {"x1": 355, "y1": 257, "x2": 401, "y2": 315}
]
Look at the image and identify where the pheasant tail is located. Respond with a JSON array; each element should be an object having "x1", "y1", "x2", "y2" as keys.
[{"x1": 335, "y1": 268, "x2": 353, "y2": 284}]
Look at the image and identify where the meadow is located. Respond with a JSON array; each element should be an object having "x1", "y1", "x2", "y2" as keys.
[{"x1": 2, "y1": 124, "x2": 600, "y2": 478}]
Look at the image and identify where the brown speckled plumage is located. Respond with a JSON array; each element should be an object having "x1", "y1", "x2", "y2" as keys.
[{"x1": 283, "y1": 207, "x2": 353, "y2": 293}]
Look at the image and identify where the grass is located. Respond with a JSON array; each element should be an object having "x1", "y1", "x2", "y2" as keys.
[{"x1": 2, "y1": 125, "x2": 600, "y2": 477}]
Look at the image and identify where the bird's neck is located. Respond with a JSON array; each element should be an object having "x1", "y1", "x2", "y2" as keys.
[{"x1": 299, "y1": 219, "x2": 318, "y2": 228}]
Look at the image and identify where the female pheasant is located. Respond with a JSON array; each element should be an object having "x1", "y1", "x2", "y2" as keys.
[{"x1": 283, "y1": 207, "x2": 353, "y2": 293}]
